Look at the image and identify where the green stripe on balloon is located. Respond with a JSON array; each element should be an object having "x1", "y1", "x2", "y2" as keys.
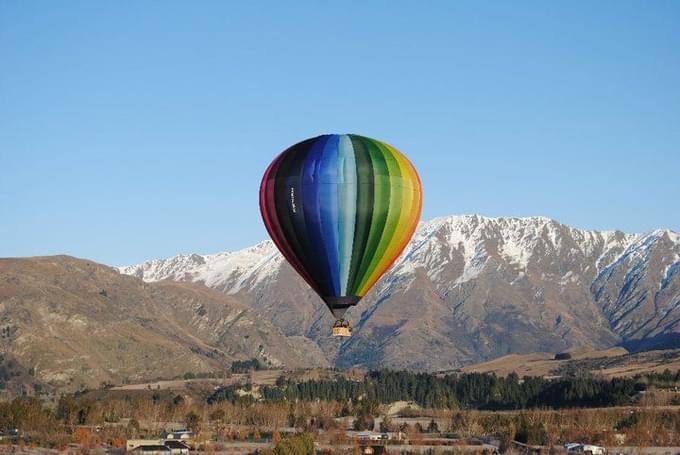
[
  {"x1": 357, "y1": 141, "x2": 404, "y2": 293},
  {"x1": 347, "y1": 137, "x2": 372, "y2": 295},
  {"x1": 351, "y1": 137, "x2": 390, "y2": 295}
]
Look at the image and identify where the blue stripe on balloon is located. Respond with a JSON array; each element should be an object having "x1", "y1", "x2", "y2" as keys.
[
  {"x1": 301, "y1": 135, "x2": 334, "y2": 295},
  {"x1": 337, "y1": 135, "x2": 357, "y2": 295},
  {"x1": 319, "y1": 135, "x2": 341, "y2": 295}
]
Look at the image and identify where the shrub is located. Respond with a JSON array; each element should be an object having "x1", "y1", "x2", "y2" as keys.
[{"x1": 259, "y1": 433, "x2": 314, "y2": 455}]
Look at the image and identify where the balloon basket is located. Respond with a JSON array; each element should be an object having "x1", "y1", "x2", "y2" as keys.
[
  {"x1": 332, "y1": 320, "x2": 352, "y2": 337},
  {"x1": 332, "y1": 326, "x2": 352, "y2": 337}
]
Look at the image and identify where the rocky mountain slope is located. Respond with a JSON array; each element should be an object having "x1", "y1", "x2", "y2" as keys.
[
  {"x1": 121, "y1": 215, "x2": 680, "y2": 371},
  {"x1": 0, "y1": 256, "x2": 327, "y2": 391}
]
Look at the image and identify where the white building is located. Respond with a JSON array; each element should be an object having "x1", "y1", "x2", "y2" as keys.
[
  {"x1": 162, "y1": 429, "x2": 194, "y2": 440},
  {"x1": 355, "y1": 431, "x2": 388, "y2": 441},
  {"x1": 127, "y1": 439, "x2": 163, "y2": 451},
  {"x1": 565, "y1": 443, "x2": 607, "y2": 455}
]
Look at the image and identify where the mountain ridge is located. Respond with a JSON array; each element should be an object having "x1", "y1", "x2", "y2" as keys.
[
  {"x1": 119, "y1": 214, "x2": 651, "y2": 285},
  {"x1": 118, "y1": 214, "x2": 680, "y2": 371}
]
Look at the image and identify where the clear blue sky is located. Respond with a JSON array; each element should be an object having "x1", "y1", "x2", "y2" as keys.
[{"x1": 1, "y1": 1, "x2": 679, "y2": 265}]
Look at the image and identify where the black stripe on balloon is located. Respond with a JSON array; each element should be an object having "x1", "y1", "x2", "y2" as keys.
[
  {"x1": 273, "y1": 138, "x2": 330, "y2": 294},
  {"x1": 261, "y1": 155, "x2": 316, "y2": 291}
]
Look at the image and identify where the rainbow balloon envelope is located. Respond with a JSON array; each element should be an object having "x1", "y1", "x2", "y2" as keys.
[{"x1": 259, "y1": 134, "x2": 422, "y2": 333}]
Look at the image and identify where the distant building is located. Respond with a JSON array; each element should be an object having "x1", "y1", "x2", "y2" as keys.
[
  {"x1": 129, "y1": 445, "x2": 171, "y2": 455},
  {"x1": 163, "y1": 440, "x2": 190, "y2": 455},
  {"x1": 162, "y1": 429, "x2": 193, "y2": 440},
  {"x1": 127, "y1": 438, "x2": 190, "y2": 454},
  {"x1": 565, "y1": 443, "x2": 607, "y2": 455},
  {"x1": 0, "y1": 428, "x2": 21, "y2": 440},
  {"x1": 127, "y1": 439, "x2": 163, "y2": 451},
  {"x1": 355, "y1": 431, "x2": 388, "y2": 441}
]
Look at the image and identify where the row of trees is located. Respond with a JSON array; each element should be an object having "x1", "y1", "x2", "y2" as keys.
[
  {"x1": 3, "y1": 389, "x2": 680, "y2": 448},
  {"x1": 637, "y1": 368, "x2": 680, "y2": 387},
  {"x1": 230, "y1": 358, "x2": 263, "y2": 374},
  {"x1": 209, "y1": 370, "x2": 648, "y2": 410}
]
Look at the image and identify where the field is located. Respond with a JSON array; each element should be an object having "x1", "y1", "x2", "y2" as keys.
[
  {"x1": 111, "y1": 370, "x2": 283, "y2": 391},
  {"x1": 461, "y1": 347, "x2": 680, "y2": 378}
]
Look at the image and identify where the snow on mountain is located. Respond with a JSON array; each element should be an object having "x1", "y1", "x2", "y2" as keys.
[
  {"x1": 118, "y1": 241, "x2": 281, "y2": 293},
  {"x1": 118, "y1": 215, "x2": 680, "y2": 370},
  {"x1": 386, "y1": 215, "x2": 638, "y2": 290},
  {"x1": 120, "y1": 215, "x2": 639, "y2": 290},
  {"x1": 592, "y1": 229, "x2": 680, "y2": 339}
]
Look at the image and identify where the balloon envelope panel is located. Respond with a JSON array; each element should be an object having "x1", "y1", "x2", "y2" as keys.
[{"x1": 259, "y1": 134, "x2": 422, "y2": 317}]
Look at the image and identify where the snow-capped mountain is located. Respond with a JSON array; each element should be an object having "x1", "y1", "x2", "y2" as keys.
[
  {"x1": 119, "y1": 241, "x2": 282, "y2": 294},
  {"x1": 119, "y1": 215, "x2": 680, "y2": 371}
]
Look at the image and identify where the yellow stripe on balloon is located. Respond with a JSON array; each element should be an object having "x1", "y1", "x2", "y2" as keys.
[{"x1": 357, "y1": 144, "x2": 422, "y2": 296}]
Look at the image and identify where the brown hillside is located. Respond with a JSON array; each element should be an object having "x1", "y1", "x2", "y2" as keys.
[{"x1": 0, "y1": 255, "x2": 326, "y2": 392}]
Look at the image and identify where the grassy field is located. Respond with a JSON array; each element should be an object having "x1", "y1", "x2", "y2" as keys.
[{"x1": 460, "y1": 347, "x2": 680, "y2": 378}]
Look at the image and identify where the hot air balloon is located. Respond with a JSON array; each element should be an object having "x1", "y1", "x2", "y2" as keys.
[{"x1": 259, "y1": 134, "x2": 422, "y2": 336}]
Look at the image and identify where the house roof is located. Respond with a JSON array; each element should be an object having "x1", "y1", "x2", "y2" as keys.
[
  {"x1": 132, "y1": 445, "x2": 171, "y2": 452},
  {"x1": 164, "y1": 441, "x2": 190, "y2": 449}
]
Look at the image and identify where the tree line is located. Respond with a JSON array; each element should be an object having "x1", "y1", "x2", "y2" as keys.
[{"x1": 207, "y1": 369, "x2": 667, "y2": 409}]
